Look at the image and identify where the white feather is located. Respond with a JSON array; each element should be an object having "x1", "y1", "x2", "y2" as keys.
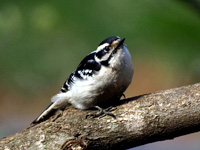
[
  {"x1": 68, "y1": 45, "x2": 134, "y2": 110},
  {"x1": 32, "y1": 38, "x2": 134, "y2": 124}
]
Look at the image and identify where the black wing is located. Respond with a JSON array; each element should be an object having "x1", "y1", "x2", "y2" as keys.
[{"x1": 60, "y1": 52, "x2": 101, "y2": 93}]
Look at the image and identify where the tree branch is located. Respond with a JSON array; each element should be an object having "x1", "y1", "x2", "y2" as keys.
[{"x1": 0, "y1": 83, "x2": 200, "y2": 150}]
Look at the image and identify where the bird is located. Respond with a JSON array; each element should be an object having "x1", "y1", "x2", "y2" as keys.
[{"x1": 31, "y1": 36, "x2": 134, "y2": 125}]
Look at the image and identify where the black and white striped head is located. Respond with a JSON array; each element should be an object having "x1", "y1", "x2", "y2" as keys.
[{"x1": 95, "y1": 36, "x2": 126, "y2": 65}]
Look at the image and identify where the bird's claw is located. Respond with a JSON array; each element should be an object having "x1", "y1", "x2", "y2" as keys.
[{"x1": 86, "y1": 106, "x2": 116, "y2": 119}]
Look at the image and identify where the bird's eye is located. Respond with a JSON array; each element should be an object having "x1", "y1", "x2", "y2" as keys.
[{"x1": 104, "y1": 46, "x2": 109, "y2": 52}]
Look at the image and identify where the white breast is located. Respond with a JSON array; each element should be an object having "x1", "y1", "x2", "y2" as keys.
[{"x1": 68, "y1": 47, "x2": 134, "y2": 110}]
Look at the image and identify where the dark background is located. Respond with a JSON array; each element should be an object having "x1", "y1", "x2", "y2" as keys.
[{"x1": 0, "y1": 0, "x2": 200, "y2": 149}]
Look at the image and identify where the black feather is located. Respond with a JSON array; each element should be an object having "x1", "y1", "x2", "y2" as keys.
[
  {"x1": 75, "y1": 52, "x2": 101, "y2": 78},
  {"x1": 31, "y1": 102, "x2": 56, "y2": 125},
  {"x1": 60, "y1": 52, "x2": 101, "y2": 92},
  {"x1": 96, "y1": 49, "x2": 107, "y2": 59},
  {"x1": 99, "y1": 36, "x2": 119, "y2": 46}
]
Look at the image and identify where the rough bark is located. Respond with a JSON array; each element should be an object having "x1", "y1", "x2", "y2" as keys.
[{"x1": 0, "y1": 83, "x2": 200, "y2": 150}]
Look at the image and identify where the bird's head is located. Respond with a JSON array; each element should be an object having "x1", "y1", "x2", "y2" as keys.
[{"x1": 95, "y1": 36, "x2": 126, "y2": 65}]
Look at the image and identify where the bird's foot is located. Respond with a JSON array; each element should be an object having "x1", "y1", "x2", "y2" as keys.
[{"x1": 86, "y1": 106, "x2": 116, "y2": 119}]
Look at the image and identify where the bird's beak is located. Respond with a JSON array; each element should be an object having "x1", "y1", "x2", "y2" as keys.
[{"x1": 115, "y1": 38, "x2": 125, "y2": 50}]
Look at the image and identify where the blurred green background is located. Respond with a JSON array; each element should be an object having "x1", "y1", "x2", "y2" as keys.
[{"x1": 0, "y1": 0, "x2": 200, "y2": 149}]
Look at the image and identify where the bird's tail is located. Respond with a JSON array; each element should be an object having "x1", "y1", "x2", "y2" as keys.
[
  {"x1": 31, "y1": 102, "x2": 58, "y2": 125},
  {"x1": 31, "y1": 93, "x2": 70, "y2": 125}
]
